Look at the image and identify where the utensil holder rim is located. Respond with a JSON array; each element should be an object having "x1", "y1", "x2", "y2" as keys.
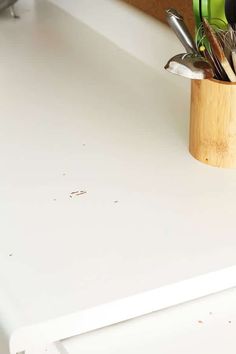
[{"x1": 207, "y1": 78, "x2": 236, "y2": 86}]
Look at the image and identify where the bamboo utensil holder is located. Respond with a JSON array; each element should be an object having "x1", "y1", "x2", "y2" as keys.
[{"x1": 189, "y1": 79, "x2": 236, "y2": 168}]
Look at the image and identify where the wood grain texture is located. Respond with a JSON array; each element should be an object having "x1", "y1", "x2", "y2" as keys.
[
  {"x1": 190, "y1": 79, "x2": 236, "y2": 168},
  {"x1": 122, "y1": 0, "x2": 195, "y2": 34}
]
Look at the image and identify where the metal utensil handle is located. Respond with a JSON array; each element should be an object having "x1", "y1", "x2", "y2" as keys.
[{"x1": 166, "y1": 8, "x2": 198, "y2": 54}]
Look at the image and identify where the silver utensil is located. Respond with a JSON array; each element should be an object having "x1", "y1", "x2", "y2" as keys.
[
  {"x1": 165, "y1": 9, "x2": 213, "y2": 80},
  {"x1": 165, "y1": 53, "x2": 214, "y2": 80},
  {"x1": 166, "y1": 8, "x2": 198, "y2": 54}
]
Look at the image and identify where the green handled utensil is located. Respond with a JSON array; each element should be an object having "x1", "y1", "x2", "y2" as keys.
[
  {"x1": 193, "y1": 0, "x2": 227, "y2": 32},
  {"x1": 193, "y1": 0, "x2": 202, "y2": 31},
  {"x1": 193, "y1": 0, "x2": 227, "y2": 56}
]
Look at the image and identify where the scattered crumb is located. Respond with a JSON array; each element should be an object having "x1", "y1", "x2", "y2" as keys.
[
  {"x1": 9, "y1": 254, "x2": 13, "y2": 257},
  {"x1": 198, "y1": 320, "x2": 204, "y2": 324},
  {"x1": 70, "y1": 190, "x2": 87, "y2": 198}
]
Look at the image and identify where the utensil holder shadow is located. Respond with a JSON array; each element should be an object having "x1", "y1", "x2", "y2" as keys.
[{"x1": 190, "y1": 79, "x2": 236, "y2": 168}]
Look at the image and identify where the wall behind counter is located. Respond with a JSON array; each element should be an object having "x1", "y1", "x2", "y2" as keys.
[{"x1": 122, "y1": 0, "x2": 195, "y2": 34}]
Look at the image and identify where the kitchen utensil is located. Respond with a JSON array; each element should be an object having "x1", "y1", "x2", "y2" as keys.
[
  {"x1": 203, "y1": 17, "x2": 236, "y2": 81},
  {"x1": 165, "y1": 53, "x2": 214, "y2": 80},
  {"x1": 196, "y1": 24, "x2": 228, "y2": 80},
  {"x1": 193, "y1": 0, "x2": 227, "y2": 62},
  {"x1": 216, "y1": 26, "x2": 236, "y2": 73},
  {"x1": 225, "y1": 0, "x2": 236, "y2": 72},
  {"x1": 203, "y1": 45, "x2": 228, "y2": 80},
  {"x1": 193, "y1": 0, "x2": 227, "y2": 31},
  {"x1": 165, "y1": 9, "x2": 213, "y2": 80},
  {"x1": 193, "y1": 0, "x2": 202, "y2": 32},
  {"x1": 225, "y1": 0, "x2": 236, "y2": 29},
  {"x1": 166, "y1": 9, "x2": 198, "y2": 54}
]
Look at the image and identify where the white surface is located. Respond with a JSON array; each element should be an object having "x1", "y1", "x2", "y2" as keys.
[
  {"x1": 24, "y1": 342, "x2": 65, "y2": 354},
  {"x1": 1, "y1": 0, "x2": 236, "y2": 353},
  {"x1": 48, "y1": 0, "x2": 182, "y2": 71},
  {"x1": 63, "y1": 287, "x2": 236, "y2": 354}
]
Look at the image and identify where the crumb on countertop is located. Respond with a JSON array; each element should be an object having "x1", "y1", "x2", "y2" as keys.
[{"x1": 70, "y1": 190, "x2": 87, "y2": 198}]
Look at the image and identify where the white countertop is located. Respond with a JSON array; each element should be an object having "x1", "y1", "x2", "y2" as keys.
[
  {"x1": 1, "y1": 1, "x2": 236, "y2": 353},
  {"x1": 64, "y1": 287, "x2": 236, "y2": 354}
]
